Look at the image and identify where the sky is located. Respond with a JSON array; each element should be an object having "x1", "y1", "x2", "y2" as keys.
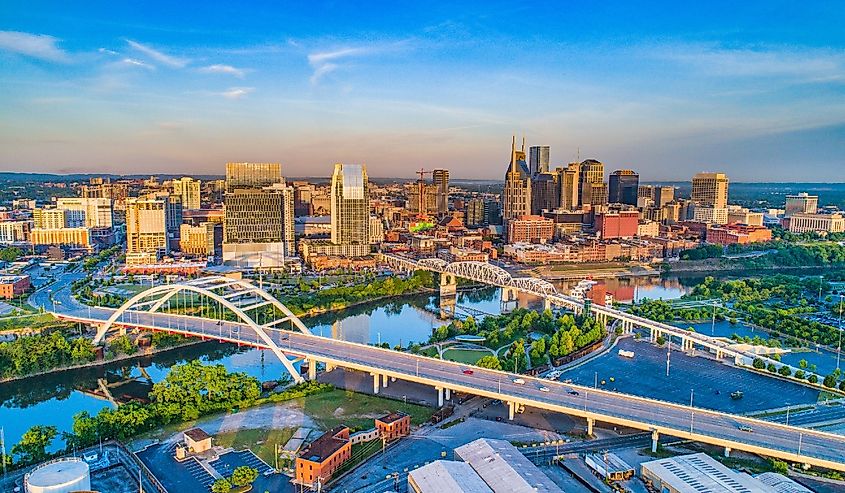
[{"x1": 1, "y1": 1, "x2": 844, "y2": 181}]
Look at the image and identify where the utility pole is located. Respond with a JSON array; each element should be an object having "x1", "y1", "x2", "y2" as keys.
[
  {"x1": 689, "y1": 389, "x2": 694, "y2": 433},
  {"x1": 666, "y1": 339, "x2": 671, "y2": 377}
]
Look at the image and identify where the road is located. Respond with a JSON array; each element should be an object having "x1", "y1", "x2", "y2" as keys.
[{"x1": 34, "y1": 273, "x2": 845, "y2": 472}]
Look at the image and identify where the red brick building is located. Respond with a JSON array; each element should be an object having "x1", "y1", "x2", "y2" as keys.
[
  {"x1": 507, "y1": 215, "x2": 554, "y2": 244},
  {"x1": 0, "y1": 275, "x2": 30, "y2": 299},
  {"x1": 706, "y1": 224, "x2": 772, "y2": 245},
  {"x1": 295, "y1": 426, "x2": 352, "y2": 487},
  {"x1": 594, "y1": 210, "x2": 639, "y2": 239},
  {"x1": 375, "y1": 412, "x2": 411, "y2": 442}
]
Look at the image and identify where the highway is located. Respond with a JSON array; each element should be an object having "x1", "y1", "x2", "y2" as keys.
[{"x1": 34, "y1": 272, "x2": 845, "y2": 472}]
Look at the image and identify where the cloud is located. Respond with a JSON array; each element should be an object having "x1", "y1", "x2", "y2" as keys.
[
  {"x1": 98, "y1": 48, "x2": 118, "y2": 56},
  {"x1": 121, "y1": 58, "x2": 155, "y2": 70},
  {"x1": 219, "y1": 87, "x2": 254, "y2": 99},
  {"x1": 199, "y1": 64, "x2": 246, "y2": 78},
  {"x1": 306, "y1": 45, "x2": 396, "y2": 84},
  {"x1": 0, "y1": 31, "x2": 69, "y2": 62},
  {"x1": 126, "y1": 39, "x2": 189, "y2": 68}
]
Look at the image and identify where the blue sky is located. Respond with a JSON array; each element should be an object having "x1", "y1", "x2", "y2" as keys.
[{"x1": 1, "y1": 1, "x2": 844, "y2": 180}]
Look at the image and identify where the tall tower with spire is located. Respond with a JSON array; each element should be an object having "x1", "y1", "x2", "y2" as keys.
[{"x1": 502, "y1": 136, "x2": 532, "y2": 238}]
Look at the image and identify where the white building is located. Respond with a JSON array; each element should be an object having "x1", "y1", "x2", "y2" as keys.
[
  {"x1": 692, "y1": 206, "x2": 729, "y2": 225},
  {"x1": 454, "y1": 438, "x2": 563, "y2": 493},
  {"x1": 788, "y1": 213, "x2": 844, "y2": 234},
  {"x1": 641, "y1": 453, "x2": 779, "y2": 493},
  {"x1": 56, "y1": 197, "x2": 114, "y2": 228},
  {"x1": 408, "y1": 460, "x2": 493, "y2": 493}
]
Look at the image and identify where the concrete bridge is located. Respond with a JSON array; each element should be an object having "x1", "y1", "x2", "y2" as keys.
[{"x1": 42, "y1": 275, "x2": 845, "y2": 472}]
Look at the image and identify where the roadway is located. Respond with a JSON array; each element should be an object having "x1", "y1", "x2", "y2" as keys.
[{"x1": 34, "y1": 272, "x2": 845, "y2": 472}]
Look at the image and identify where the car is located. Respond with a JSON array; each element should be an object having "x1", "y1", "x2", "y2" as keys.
[
  {"x1": 567, "y1": 389, "x2": 579, "y2": 396},
  {"x1": 462, "y1": 369, "x2": 474, "y2": 375},
  {"x1": 539, "y1": 386, "x2": 550, "y2": 392},
  {"x1": 513, "y1": 378, "x2": 525, "y2": 384},
  {"x1": 738, "y1": 425, "x2": 753, "y2": 432}
]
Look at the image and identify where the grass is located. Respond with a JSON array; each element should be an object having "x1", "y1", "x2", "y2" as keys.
[
  {"x1": 113, "y1": 283, "x2": 151, "y2": 295},
  {"x1": 332, "y1": 439, "x2": 383, "y2": 480},
  {"x1": 441, "y1": 348, "x2": 492, "y2": 365},
  {"x1": 213, "y1": 427, "x2": 296, "y2": 466},
  {"x1": 0, "y1": 313, "x2": 65, "y2": 332},
  {"x1": 293, "y1": 389, "x2": 434, "y2": 430}
]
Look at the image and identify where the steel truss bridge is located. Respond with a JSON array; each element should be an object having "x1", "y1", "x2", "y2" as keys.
[{"x1": 45, "y1": 275, "x2": 845, "y2": 472}]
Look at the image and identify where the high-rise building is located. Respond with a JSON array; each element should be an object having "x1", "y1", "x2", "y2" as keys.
[
  {"x1": 33, "y1": 208, "x2": 67, "y2": 229},
  {"x1": 172, "y1": 177, "x2": 201, "y2": 210},
  {"x1": 180, "y1": 222, "x2": 221, "y2": 257},
  {"x1": 225, "y1": 162, "x2": 282, "y2": 191},
  {"x1": 608, "y1": 170, "x2": 639, "y2": 206},
  {"x1": 126, "y1": 197, "x2": 169, "y2": 260},
  {"x1": 292, "y1": 181, "x2": 316, "y2": 216},
  {"x1": 528, "y1": 145, "x2": 550, "y2": 175},
  {"x1": 578, "y1": 159, "x2": 604, "y2": 207},
  {"x1": 584, "y1": 182, "x2": 608, "y2": 208},
  {"x1": 785, "y1": 192, "x2": 818, "y2": 217},
  {"x1": 223, "y1": 184, "x2": 295, "y2": 268},
  {"x1": 560, "y1": 163, "x2": 580, "y2": 210},
  {"x1": 331, "y1": 163, "x2": 370, "y2": 246},
  {"x1": 432, "y1": 169, "x2": 450, "y2": 214},
  {"x1": 406, "y1": 183, "x2": 438, "y2": 215},
  {"x1": 56, "y1": 197, "x2": 114, "y2": 229},
  {"x1": 531, "y1": 171, "x2": 559, "y2": 214},
  {"x1": 691, "y1": 172, "x2": 729, "y2": 208},
  {"x1": 654, "y1": 186, "x2": 675, "y2": 207},
  {"x1": 503, "y1": 136, "x2": 532, "y2": 227}
]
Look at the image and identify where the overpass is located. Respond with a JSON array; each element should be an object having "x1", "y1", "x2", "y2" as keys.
[
  {"x1": 381, "y1": 254, "x2": 810, "y2": 375},
  {"x1": 45, "y1": 275, "x2": 845, "y2": 472}
]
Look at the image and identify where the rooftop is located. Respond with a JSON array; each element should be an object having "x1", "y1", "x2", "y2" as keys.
[
  {"x1": 184, "y1": 428, "x2": 211, "y2": 442},
  {"x1": 642, "y1": 453, "x2": 775, "y2": 493},
  {"x1": 454, "y1": 438, "x2": 563, "y2": 493},
  {"x1": 376, "y1": 411, "x2": 409, "y2": 425},
  {"x1": 299, "y1": 426, "x2": 349, "y2": 463},
  {"x1": 408, "y1": 460, "x2": 493, "y2": 493}
]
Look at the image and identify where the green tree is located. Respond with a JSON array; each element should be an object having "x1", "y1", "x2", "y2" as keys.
[
  {"x1": 475, "y1": 355, "x2": 501, "y2": 370},
  {"x1": 808, "y1": 374, "x2": 819, "y2": 384},
  {"x1": 752, "y1": 358, "x2": 765, "y2": 369},
  {"x1": 231, "y1": 466, "x2": 259, "y2": 487},
  {"x1": 770, "y1": 459, "x2": 788, "y2": 475},
  {"x1": 823, "y1": 374, "x2": 837, "y2": 388},
  {"x1": 12, "y1": 425, "x2": 57, "y2": 464},
  {"x1": 778, "y1": 366, "x2": 791, "y2": 377},
  {"x1": 211, "y1": 478, "x2": 232, "y2": 493},
  {"x1": 799, "y1": 359, "x2": 808, "y2": 369},
  {"x1": 766, "y1": 363, "x2": 777, "y2": 373}
]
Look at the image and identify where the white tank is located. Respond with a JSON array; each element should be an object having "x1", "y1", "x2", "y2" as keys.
[{"x1": 25, "y1": 458, "x2": 91, "y2": 493}]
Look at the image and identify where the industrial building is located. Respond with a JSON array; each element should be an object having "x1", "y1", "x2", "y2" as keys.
[
  {"x1": 453, "y1": 438, "x2": 563, "y2": 493},
  {"x1": 24, "y1": 457, "x2": 91, "y2": 493},
  {"x1": 641, "y1": 453, "x2": 785, "y2": 493},
  {"x1": 408, "y1": 460, "x2": 493, "y2": 493}
]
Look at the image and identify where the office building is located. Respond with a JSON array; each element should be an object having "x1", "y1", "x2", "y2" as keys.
[
  {"x1": 180, "y1": 222, "x2": 221, "y2": 257},
  {"x1": 507, "y1": 215, "x2": 554, "y2": 244},
  {"x1": 785, "y1": 192, "x2": 818, "y2": 217},
  {"x1": 584, "y1": 182, "x2": 608, "y2": 207},
  {"x1": 223, "y1": 184, "x2": 295, "y2": 268},
  {"x1": 0, "y1": 275, "x2": 30, "y2": 299},
  {"x1": 531, "y1": 171, "x2": 559, "y2": 214},
  {"x1": 692, "y1": 206, "x2": 729, "y2": 225},
  {"x1": 225, "y1": 162, "x2": 282, "y2": 191},
  {"x1": 172, "y1": 177, "x2": 201, "y2": 210},
  {"x1": 292, "y1": 181, "x2": 315, "y2": 216},
  {"x1": 503, "y1": 136, "x2": 532, "y2": 227},
  {"x1": 295, "y1": 426, "x2": 351, "y2": 487},
  {"x1": 467, "y1": 198, "x2": 500, "y2": 227},
  {"x1": 374, "y1": 412, "x2": 410, "y2": 442},
  {"x1": 655, "y1": 186, "x2": 675, "y2": 207},
  {"x1": 407, "y1": 182, "x2": 438, "y2": 216},
  {"x1": 727, "y1": 207, "x2": 764, "y2": 226},
  {"x1": 707, "y1": 224, "x2": 772, "y2": 245},
  {"x1": 787, "y1": 213, "x2": 845, "y2": 234},
  {"x1": 559, "y1": 163, "x2": 580, "y2": 210},
  {"x1": 691, "y1": 172, "x2": 729, "y2": 208},
  {"x1": 578, "y1": 159, "x2": 604, "y2": 207},
  {"x1": 0, "y1": 220, "x2": 31, "y2": 243},
  {"x1": 432, "y1": 168, "x2": 450, "y2": 214},
  {"x1": 528, "y1": 145, "x2": 550, "y2": 175},
  {"x1": 594, "y1": 210, "x2": 639, "y2": 239},
  {"x1": 30, "y1": 227, "x2": 93, "y2": 252},
  {"x1": 33, "y1": 208, "x2": 67, "y2": 229},
  {"x1": 641, "y1": 453, "x2": 777, "y2": 493},
  {"x1": 608, "y1": 169, "x2": 639, "y2": 205},
  {"x1": 330, "y1": 163, "x2": 370, "y2": 250},
  {"x1": 126, "y1": 197, "x2": 169, "y2": 260},
  {"x1": 56, "y1": 197, "x2": 114, "y2": 228}
]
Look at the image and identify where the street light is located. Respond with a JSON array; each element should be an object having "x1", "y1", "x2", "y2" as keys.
[
  {"x1": 689, "y1": 389, "x2": 695, "y2": 433},
  {"x1": 837, "y1": 294, "x2": 843, "y2": 371}
]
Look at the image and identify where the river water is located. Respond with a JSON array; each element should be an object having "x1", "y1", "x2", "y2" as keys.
[{"x1": 1, "y1": 271, "x2": 837, "y2": 450}]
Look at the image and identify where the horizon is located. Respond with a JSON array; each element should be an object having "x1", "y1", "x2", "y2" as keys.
[{"x1": 1, "y1": 2, "x2": 844, "y2": 180}]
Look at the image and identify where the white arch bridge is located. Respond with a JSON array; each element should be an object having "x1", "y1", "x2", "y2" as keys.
[{"x1": 46, "y1": 274, "x2": 845, "y2": 471}]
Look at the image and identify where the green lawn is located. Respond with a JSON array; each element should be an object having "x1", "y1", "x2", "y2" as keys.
[
  {"x1": 293, "y1": 389, "x2": 433, "y2": 430},
  {"x1": 213, "y1": 427, "x2": 296, "y2": 466},
  {"x1": 113, "y1": 283, "x2": 151, "y2": 295},
  {"x1": 441, "y1": 348, "x2": 492, "y2": 365},
  {"x1": 0, "y1": 313, "x2": 65, "y2": 332}
]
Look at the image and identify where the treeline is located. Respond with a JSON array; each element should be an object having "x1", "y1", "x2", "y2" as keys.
[
  {"x1": 279, "y1": 271, "x2": 434, "y2": 315},
  {"x1": 630, "y1": 299, "x2": 725, "y2": 323},
  {"x1": 680, "y1": 241, "x2": 845, "y2": 267},
  {"x1": 0, "y1": 331, "x2": 97, "y2": 379},
  {"x1": 689, "y1": 275, "x2": 823, "y2": 304}
]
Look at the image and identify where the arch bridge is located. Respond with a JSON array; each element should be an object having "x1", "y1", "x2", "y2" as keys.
[{"x1": 96, "y1": 276, "x2": 311, "y2": 383}]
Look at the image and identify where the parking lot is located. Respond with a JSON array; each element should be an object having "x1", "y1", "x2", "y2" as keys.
[{"x1": 562, "y1": 337, "x2": 820, "y2": 413}]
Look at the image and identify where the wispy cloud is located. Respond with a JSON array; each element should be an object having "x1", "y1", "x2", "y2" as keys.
[
  {"x1": 98, "y1": 48, "x2": 119, "y2": 56},
  {"x1": 121, "y1": 58, "x2": 155, "y2": 70},
  {"x1": 199, "y1": 64, "x2": 246, "y2": 78},
  {"x1": 219, "y1": 87, "x2": 254, "y2": 99},
  {"x1": 0, "y1": 31, "x2": 69, "y2": 62},
  {"x1": 306, "y1": 43, "x2": 407, "y2": 84},
  {"x1": 126, "y1": 39, "x2": 189, "y2": 68}
]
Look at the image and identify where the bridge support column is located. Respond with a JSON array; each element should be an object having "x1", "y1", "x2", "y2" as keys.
[
  {"x1": 544, "y1": 298, "x2": 551, "y2": 312},
  {"x1": 382, "y1": 374, "x2": 389, "y2": 388},
  {"x1": 373, "y1": 373, "x2": 380, "y2": 395},
  {"x1": 326, "y1": 362, "x2": 335, "y2": 372},
  {"x1": 651, "y1": 430, "x2": 659, "y2": 453},
  {"x1": 586, "y1": 417, "x2": 594, "y2": 436},
  {"x1": 724, "y1": 447, "x2": 731, "y2": 458},
  {"x1": 445, "y1": 388, "x2": 451, "y2": 401},
  {"x1": 307, "y1": 358, "x2": 317, "y2": 381},
  {"x1": 508, "y1": 401, "x2": 515, "y2": 420},
  {"x1": 437, "y1": 387, "x2": 444, "y2": 407},
  {"x1": 440, "y1": 274, "x2": 457, "y2": 297}
]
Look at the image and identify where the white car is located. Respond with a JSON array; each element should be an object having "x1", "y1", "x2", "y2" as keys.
[
  {"x1": 539, "y1": 386, "x2": 550, "y2": 392},
  {"x1": 512, "y1": 378, "x2": 525, "y2": 385}
]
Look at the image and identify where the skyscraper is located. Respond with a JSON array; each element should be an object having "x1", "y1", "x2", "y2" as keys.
[
  {"x1": 331, "y1": 163, "x2": 370, "y2": 246},
  {"x1": 432, "y1": 168, "x2": 450, "y2": 214},
  {"x1": 223, "y1": 162, "x2": 294, "y2": 268},
  {"x1": 578, "y1": 159, "x2": 604, "y2": 207},
  {"x1": 691, "y1": 172, "x2": 729, "y2": 208},
  {"x1": 560, "y1": 163, "x2": 580, "y2": 210},
  {"x1": 785, "y1": 192, "x2": 818, "y2": 217},
  {"x1": 528, "y1": 145, "x2": 550, "y2": 175},
  {"x1": 503, "y1": 136, "x2": 532, "y2": 225},
  {"x1": 125, "y1": 197, "x2": 169, "y2": 262},
  {"x1": 608, "y1": 169, "x2": 639, "y2": 206},
  {"x1": 531, "y1": 171, "x2": 559, "y2": 214},
  {"x1": 172, "y1": 177, "x2": 201, "y2": 210},
  {"x1": 56, "y1": 197, "x2": 114, "y2": 228}
]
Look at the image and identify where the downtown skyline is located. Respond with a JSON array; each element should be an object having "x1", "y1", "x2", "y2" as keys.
[{"x1": 2, "y1": 1, "x2": 845, "y2": 181}]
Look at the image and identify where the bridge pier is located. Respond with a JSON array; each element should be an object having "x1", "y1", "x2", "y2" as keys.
[
  {"x1": 501, "y1": 287, "x2": 518, "y2": 313},
  {"x1": 543, "y1": 298, "x2": 552, "y2": 312},
  {"x1": 382, "y1": 374, "x2": 389, "y2": 388},
  {"x1": 586, "y1": 417, "x2": 594, "y2": 436},
  {"x1": 508, "y1": 401, "x2": 515, "y2": 420},
  {"x1": 651, "y1": 430, "x2": 659, "y2": 453},
  {"x1": 440, "y1": 273, "x2": 457, "y2": 297},
  {"x1": 724, "y1": 447, "x2": 731, "y2": 458},
  {"x1": 326, "y1": 362, "x2": 335, "y2": 372},
  {"x1": 307, "y1": 358, "x2": 317, "y2": 381},
  {"x1": 437, "y1": 387, "x2": 444, "y2": 407},
  {"x1": 373, "y1": 373, "x2": 380, "y2": 394},
  {"x1": 445, "y1": 388, "x2": 451, "y2": 401}
]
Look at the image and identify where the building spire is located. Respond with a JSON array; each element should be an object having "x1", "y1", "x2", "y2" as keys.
[
  {"x1": 521, "y1": 135, "x2": 526, "y2": 152},
  {"x1": 510, "y1": 135, "x2": 516, "y2": 172}
]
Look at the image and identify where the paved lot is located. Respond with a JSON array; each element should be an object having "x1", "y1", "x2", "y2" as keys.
[{"x1": 562, "y1": 338, "x2": 820, "y2": 413}]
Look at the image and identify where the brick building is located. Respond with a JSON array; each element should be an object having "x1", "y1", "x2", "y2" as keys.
[
  {"x1": 295, "y1": 426, "x2": 352, "y2": 487},
  {"x1": 506, "y1": 215, "x2": 554, "y2": 244},
  {"x1": 706, "y1": 224, "x2": 772, "y2": 245},
  {"x1": 375, "y1": 412, "x2": 411, "y2": 442},
  {"x1": 0, "y1": 275, "x2": 30, "y2": 299},
  {"x1": 594, "y1": 210, "x2": 639, "y2": 239}
]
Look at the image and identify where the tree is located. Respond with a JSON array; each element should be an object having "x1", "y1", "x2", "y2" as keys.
[
  {"x1": 799, "y1": 359, "x2": 808, "y2": 369},
  {"x1": 770, "y1": 459, "x2": 788, "y2": 475},
  {"x1": 794, "y1": 370, "x2": 805, "y2": 380},
  {"x1": 211, "y1": 478, "x2": 232, "y2": 493},
  {"x1": 778, "y1": 366, "x2": 791, "y2": 377},
  {"x1": 475, "y1": 355, "x2": 501, "y2": 370},
  {"x1": 12, "y1": 425, "x2": 57, "y2": 464},
  {"x1": 767, "y1": 363, "x2": 777, "y2": 373},
  {"x1": 231, "y1": 466, "x2": 259, "y2": 487},
  {"x1": 823, "y1": 374, "x2": 837, "y2": 388},
  {"x1": 752, "y1": 358, "x2": 765, "y2": 369},
  {"x1": 839, "y1": 380, "x2": 845, "y2": 391},
  {"x1": 808, "y1": 374, "x2": 819, "y2": 384}
]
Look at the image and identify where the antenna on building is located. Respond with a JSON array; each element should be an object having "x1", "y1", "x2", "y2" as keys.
[{"x1": 577, "y1": 146, "x2": 581, "y2": 162}]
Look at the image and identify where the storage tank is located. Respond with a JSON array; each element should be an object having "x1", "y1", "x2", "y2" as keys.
[{"x1": 25, "y1": 457, "x2": 91, "y2": 493}]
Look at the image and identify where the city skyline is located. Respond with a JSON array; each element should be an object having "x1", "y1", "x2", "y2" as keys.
[{"x1": 2, "y1": 2, "x2": 845, "y2": 181}]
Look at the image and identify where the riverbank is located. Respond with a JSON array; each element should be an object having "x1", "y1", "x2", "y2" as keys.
[{"x1": 666, "y1": 258, "x2": 845, "y2": 274}]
